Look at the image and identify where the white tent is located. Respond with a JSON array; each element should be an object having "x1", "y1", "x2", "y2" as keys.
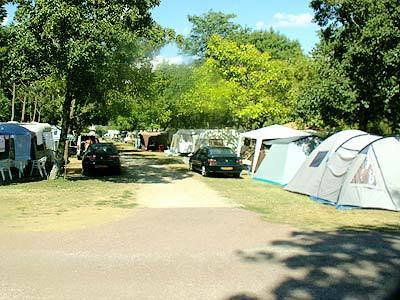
[
  {"x1": 20, "y1": 122, "x2": 54, "y2": 151},
  {"x1": 237, "y1": 125, "x2": 311, "y2": 176},
  {"x1": 170, "y1": 129, "x2": 240, "y2": 155},
  {"x1": 254, "y1": 136, "x2": 321, "y2": 185},
  {"x1": 51, "y1": 125, "x2": 61, "y2": 151},
  {"x1": 283, "y1": 130, "x2": 400, "y2": 211},
  {"x1": 337, "y1": 137, "x2": 400, "y2": 211}
]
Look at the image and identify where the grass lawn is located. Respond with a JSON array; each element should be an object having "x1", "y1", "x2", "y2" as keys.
[
  {"x1": 0, "y1": 178, "x2": 137, "y2": 233},
  {"x1": 200, "y1": 174, "x2": 400, "y2": 232}
]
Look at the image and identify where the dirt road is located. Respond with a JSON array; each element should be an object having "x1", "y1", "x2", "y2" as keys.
[{"x1": 0, "y1": 151, "x2": 399, "y2": 299}]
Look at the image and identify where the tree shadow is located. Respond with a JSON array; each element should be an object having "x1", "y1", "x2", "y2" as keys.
[
  {"x1": 231, "y1": 225, "x2": 400, "y2": 300},
  {"x1": 68, "y1": 151, "x2": 193, "y2": 184}
]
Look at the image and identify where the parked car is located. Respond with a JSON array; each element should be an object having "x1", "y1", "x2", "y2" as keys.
[
  {"x1": 82, "y1": 143, "x2": 120, "y2": 175},
  {"x1": 77, "y1": 134, "x2": 99, "y2": 160},
  {"x1": 189, "y1": 146, "x2": 243, "y2": 177}
]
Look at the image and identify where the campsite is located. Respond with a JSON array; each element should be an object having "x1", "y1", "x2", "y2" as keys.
[{"x1": 1, "y1": 0, "x2": 400, "y2": 299}]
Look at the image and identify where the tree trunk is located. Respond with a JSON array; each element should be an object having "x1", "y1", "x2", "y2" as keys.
[
  {"x1": 21, "y1": 95, "x2": 27, "y2": 122},
  {"x1": 49, "y1": 78, "x2": 74, "y2": 179},
  {"x1": 32, "y1": 97, "x2": 37, "y2": 122},
  {"x1": 10, "y1": 82, "x2": 16, "y2": 122}
]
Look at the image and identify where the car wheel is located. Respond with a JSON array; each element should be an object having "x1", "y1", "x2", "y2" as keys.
[
  {"x1": 82, "y1": 168, "x2": 90, "y2": 176},
  {"x1": 201, "y1": 165, "x2": 208, "y2": 177},
  {"x1": 233, "y1": 172, "x2": 241, "y2": 178},
  {"x1": 112, "y1": 167, "x2": 121, "y2": 175}
]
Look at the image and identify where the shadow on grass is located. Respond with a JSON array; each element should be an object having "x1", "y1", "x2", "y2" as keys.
[
  {"x1": 69, "y1": 151, "x2": 193, "y2": 184},
  {"x1": 229, "y1": 226, "x2": 400, "y2": 300},
  {"x1": 0, "y1": 171, "x2": 48, "y2": 186}
]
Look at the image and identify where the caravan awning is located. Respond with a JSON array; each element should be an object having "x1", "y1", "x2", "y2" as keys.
[{"x1": 0, "y1": 123, "x2": 32, "y2": 136}]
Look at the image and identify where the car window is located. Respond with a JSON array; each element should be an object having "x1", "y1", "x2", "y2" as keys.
[
  {"x1": 89, "y1": 144, "x2": 118, "y2": 155},
  {"x1": 209, "y1": 148, "x2": 235, "y2": 156}
]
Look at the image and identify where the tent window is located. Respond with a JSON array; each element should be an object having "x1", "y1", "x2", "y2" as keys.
[
  {"x1": 309, "y1": 151, "x2": 328, "y2": 167},
  {"x1": 351, "y1": 158, "x2": 377, "y2": 186}
]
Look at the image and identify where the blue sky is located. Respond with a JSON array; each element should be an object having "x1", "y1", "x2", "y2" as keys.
[
  {"x1": 4, "y1": 1, "x2": 320, "y2": 64},
  {"x1": 152, "y1": 0, "x2": 320, "y2": 64}
]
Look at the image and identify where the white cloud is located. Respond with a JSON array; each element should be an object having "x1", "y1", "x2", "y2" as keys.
[
  {"x1": 1, "y1": 17, "x2": 8, "y2": 26},
  {"x1": 152, "y1": 55, "x2": 189, "y2": 68},
  {"x1": 255, "y1": 21, "x2": 266, "y2": 30},
  {"x1": 272, "y1": 12, "x2": 313, "y2": 28}
]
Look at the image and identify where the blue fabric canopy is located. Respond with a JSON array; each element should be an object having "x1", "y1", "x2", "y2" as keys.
[
  {"x1": 0, "y1": 124, "x2": 33, "y2": 160},
  {"x1": 0, "y1": 123, "x2": 32, "y2": 136}
]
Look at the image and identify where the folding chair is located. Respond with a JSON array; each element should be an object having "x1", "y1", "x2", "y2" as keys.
[
  {"x1": 0, "y1": 159, "x2": 12, "y2": 181},
  {"x1": 30, "y1": 157, "x2": 48, "y2": 178}
]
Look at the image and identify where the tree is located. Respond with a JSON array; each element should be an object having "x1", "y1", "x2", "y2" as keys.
[
  {"x1": 180, "y1": 10, "x2": 242, "y2": 58},
  {"x1": 231, "y1": 28, "x2": 304, "y2": 61},
  {"x1": 0, "y1": 1, "x2": 5, "y2": 23},
  {"x1": 205, "y1": 35, "x2": 301, "y2": 129},
  {"x1": 308, "y1": 0, "x2": 400, "y2": 133},
  {"x1": 177, "y1": 64, "x2": 235, "y2": 128},
  {"x1": 12, "y1": 0, "x2": 161, "y2": 177},
  {"x1": 296, "y1": 54, "x2": 358, "y2": 131}
]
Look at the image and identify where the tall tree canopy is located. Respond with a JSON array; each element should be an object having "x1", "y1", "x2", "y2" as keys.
[
  {"x1": 231, "y1": 29, "x2": 303, "y2": 61},
  {"x1": 303, "y1": 0, "x2": 400, "y2": 133},
  {"x1": 10, "y1": 0, "x2": 163, "y2": 175},
  {"x1": 180, "y1": 10, "x2": 242, "y2": 58}
]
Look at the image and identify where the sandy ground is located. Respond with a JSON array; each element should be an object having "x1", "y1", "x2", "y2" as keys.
[{"x1": 0, "y1": 151, "x2": 400, "y2": 299}]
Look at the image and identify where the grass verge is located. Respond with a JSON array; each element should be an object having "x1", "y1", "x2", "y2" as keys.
[
  {"x1": 0, "y1": 178, "x2": 137, "y2": 233},
  {"x1": 201, "y1": 174, "x2": 400, "y2": 231}
]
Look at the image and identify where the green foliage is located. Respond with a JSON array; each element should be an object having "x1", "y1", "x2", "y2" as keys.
[
  {"x1": 205, "y1": 35, "x2": 302, "y2": 129},
  {"x1": 177, "y1": 64, "x2": 235, "y2": 128},
  {"x1": 0, "y1": 90, "x2": 9, "y2": 121},
  {"x1": 0, "y1": 1, "x2": 5, "y2": 23},
  {"x1": 307, "y1": 0, "x2": 400, "y2": 133},
  {"x1": 297, "y1": 56, "x2": 358, "y2": 130},
  {"x1": 180, "y1": 10, "x2": 242, "y2": 58},
  {"x1": 231, "y1": 28, "x2": 304, "y2": 61}
]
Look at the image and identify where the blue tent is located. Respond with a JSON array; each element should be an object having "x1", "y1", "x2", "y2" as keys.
[
  {"x1": 0, "y1": 123, "x2": 32, "y2": 160},
  {"x1": 0, "y1": 123, "x2": 32, "y2": 136}
]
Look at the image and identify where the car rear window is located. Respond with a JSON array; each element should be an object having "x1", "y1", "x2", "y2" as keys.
[
  {"x1": 90, "y1": 144, "x2": 118, "y2": 155},
  {"x1": 209, "y1": 148, "x2": 235, "y2": 156}
]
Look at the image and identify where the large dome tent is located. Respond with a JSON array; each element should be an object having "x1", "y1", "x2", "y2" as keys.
[
  {"x1": 285, "y1": 130, "x2": 369, "y2": 199},
  {"x1": 285, "y1": 130, "x2": 400, "y2": 211},
  {"x1": 337, "y1": 137, "x2": 400, "y2": 211}
]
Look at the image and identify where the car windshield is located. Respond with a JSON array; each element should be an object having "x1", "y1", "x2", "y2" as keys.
[
  {"x1": 208, "y1": 148, "x2": 235, "y2": 156},
  {"x1": 89, "y1": 144, "x2": 118, "y2": 155}
]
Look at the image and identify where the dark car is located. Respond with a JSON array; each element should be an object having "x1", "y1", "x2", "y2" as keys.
[
  {"x1": 189, "y1": 146, "x2": 243, "y2": 177},
  {"x1": 82, "y1": 143, "x2": 120, "y2": 175}
]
